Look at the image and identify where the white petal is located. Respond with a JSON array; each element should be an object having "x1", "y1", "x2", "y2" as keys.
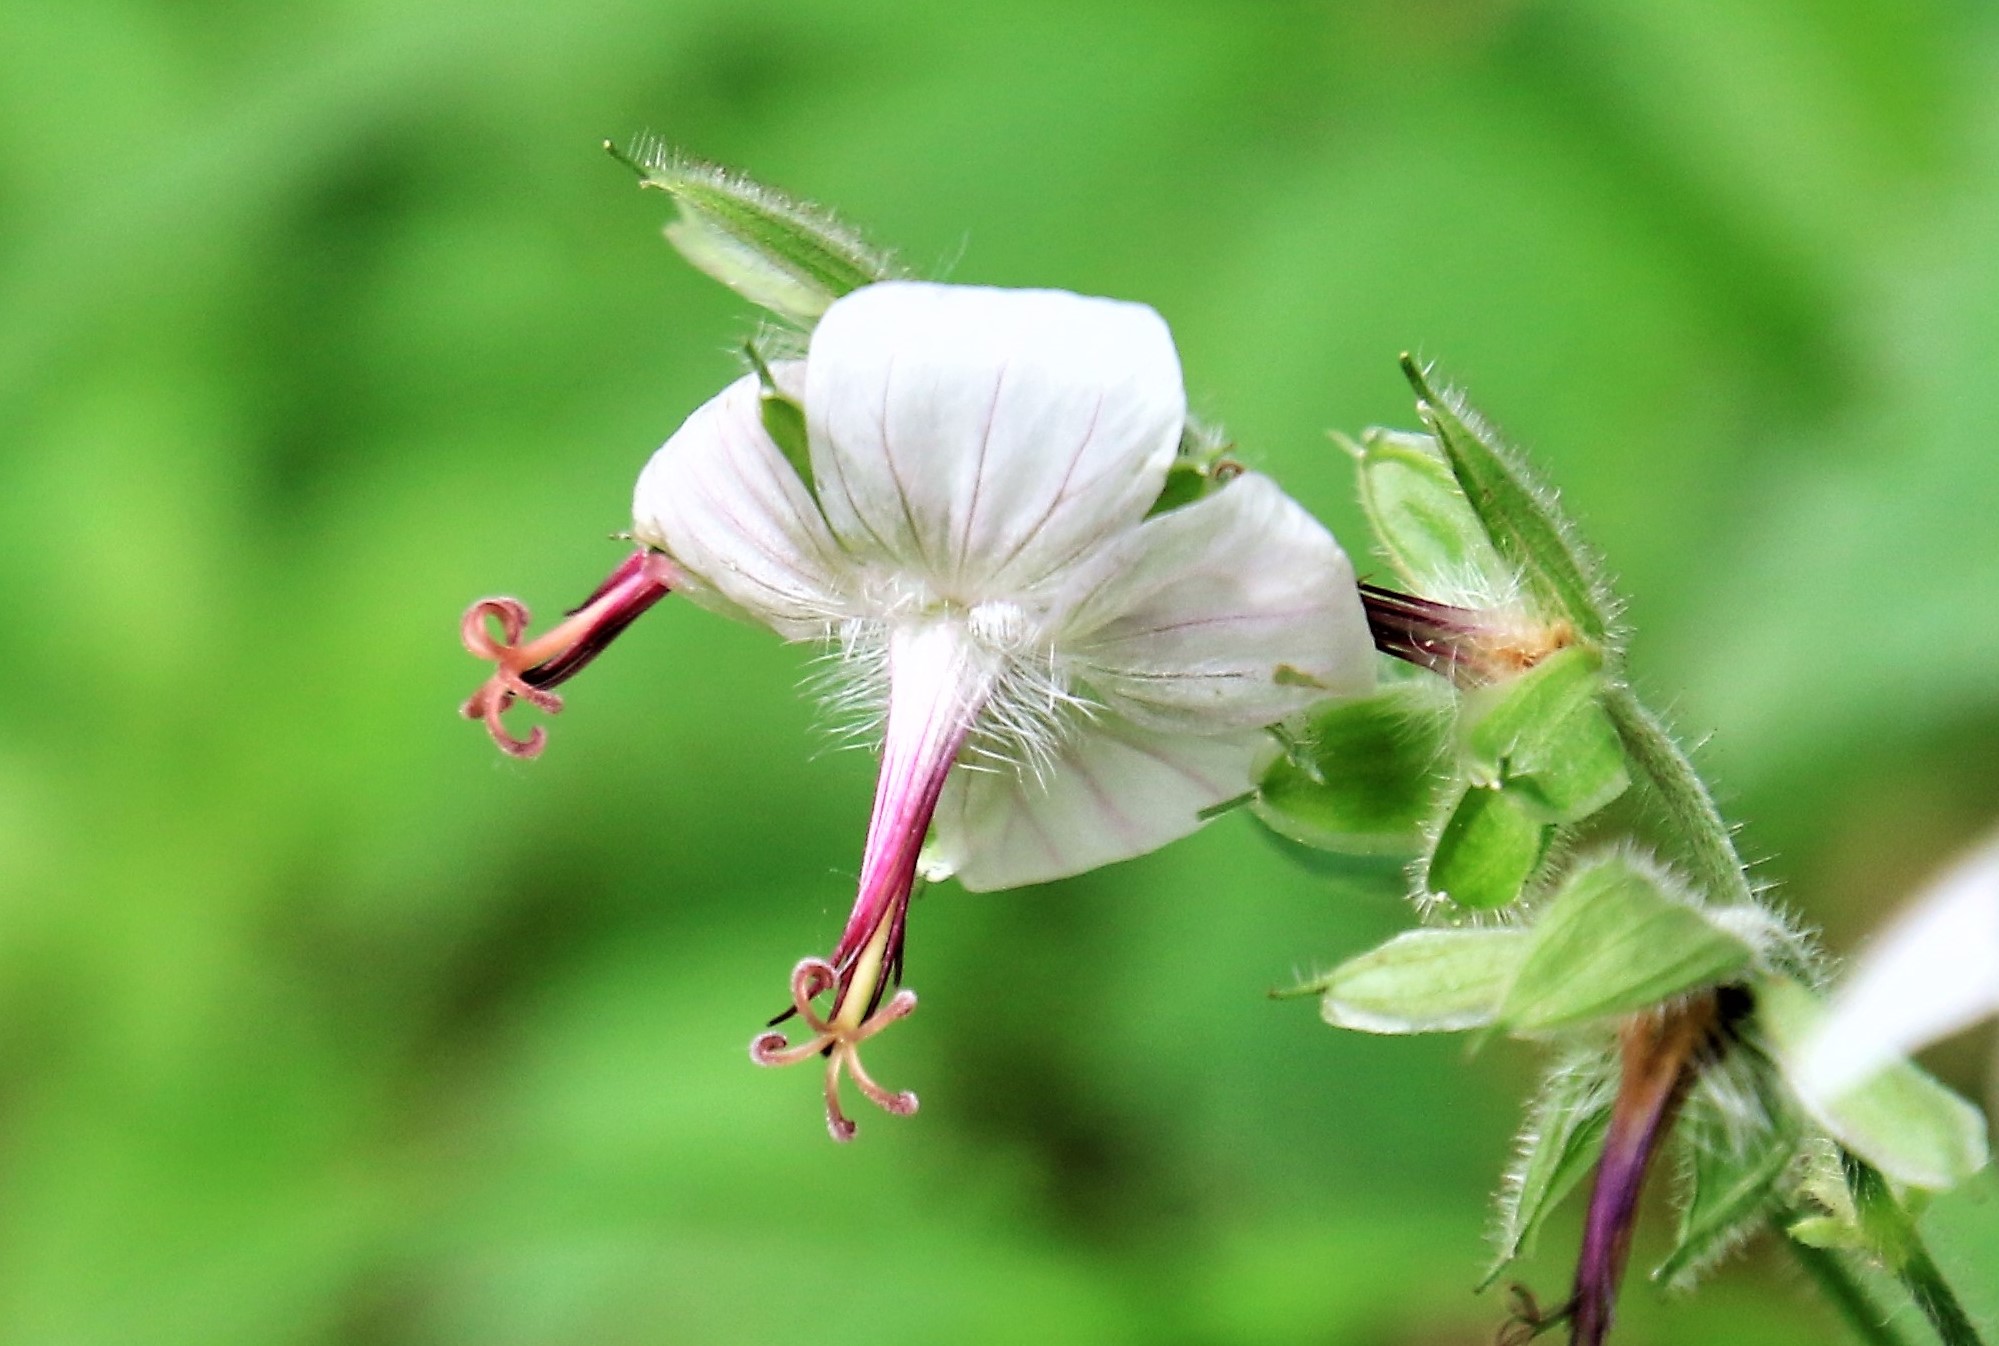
[
  {"x1": 930, "y1": 721, "x2": 1265, "y2": 891},
  {"x1": 1053, "y1": 472, "x2": 1375, "y2": 734},
  {"x1": 806, "y1": 282, "x2": 1182, "y2": 597},
  {"x1": 1795, "y1": 832, "x2": 1999, "y2": 1102},
  {"x1": 631, "y1": 369, "x2": 851, "y2": 639}
]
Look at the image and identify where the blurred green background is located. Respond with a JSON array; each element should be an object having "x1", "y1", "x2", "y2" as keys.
[{"x1": 2, "y1": 0, "x2": 1996, "y2": 1342}]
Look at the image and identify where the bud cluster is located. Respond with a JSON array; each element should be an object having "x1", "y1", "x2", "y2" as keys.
[{"x1": 1267, "y1": 366, "x2": 1988, "y2": 1344}]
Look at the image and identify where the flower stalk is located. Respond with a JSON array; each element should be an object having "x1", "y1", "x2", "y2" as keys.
[
  {"x1": 1843, "y1": 1154, "x2": 1989, "y2": 1346},
  {"x1": 1780, "y1": 1226, "x2": 1915, "y2": 1346}
]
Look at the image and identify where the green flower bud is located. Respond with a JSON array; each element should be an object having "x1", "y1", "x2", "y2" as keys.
[
  {"x1": 1424, "y1": 781, "x2": 1553, "y2": 912},
  {"x1": 1252, "y1": 683, "x2": 1454, "y2": 855}
]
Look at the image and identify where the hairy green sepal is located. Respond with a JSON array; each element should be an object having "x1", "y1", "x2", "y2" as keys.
[
  {"x1": 1347, "y1": 427, "x2": 1507, "y2": 594},
  {"x1": 1425, "y1": 782, "x2": 1552, "y2": 911},
  {"x1": 1483, "y1": 1061, "x2": 1614, "y2": 1287},
  {"x1": 1148, "y1": 420, "x2": 1237, "y2": 517},
  {"x1": 1498, "y1": 855, "x2": 1755, "y2": 1033},
  {"x1": 1298, "y1": 927, "x2": 1532, "y2": 1033},
  {"x1": 1399, "y1": 357, "x2": 1616, "y2": 645},
  {"x1": 1460, "y1": 645, "x2": 1629, "y2": 823},
  {"x1": 1654, "y1": 1114, "x2": 1802, "y2": 1288},
  {"x1": 741, "y1": 342, "x2": 814, "y2": 494},
  {"x1": 629, "y1": 144, "x2": 898, "y2": 326}
]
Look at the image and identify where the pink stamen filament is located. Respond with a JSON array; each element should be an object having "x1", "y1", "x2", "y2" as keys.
[
  {"x1": 751, "y1": 621, "x2": 995, "y2": 1141},
  {"x1": 460, "y1": 549, "x2": 677, "y2": 758}
]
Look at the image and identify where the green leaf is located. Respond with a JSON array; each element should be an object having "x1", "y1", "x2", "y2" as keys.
[
  {"x1": 1483, "y1": 1061, "x2": 1615, "y2": 1287},
  {"x1": 1399, "y1": 357, "x2": 1617, "y2": 645},
  {"x1": 1347, "y1": 427, "x2": 1507, "y2": 594},
  {"x1": 1498, "y1": 854, "x2": 1755, "y2": 1032},
  {"x1": 1461, "y1": 644, "x2": 1629, "y2": 823},
  {"x1": 1758, "y1": 976, "x2": 1990, "y2": 1191},
  {"x1": 1654, "y1": 1116, "x2": 1801, "y2": 1288},
  {"x1": 1300, "y1": 927, "x2": 1533, "y2": 1034},
  {"x1": 626, "y1": 142, "x2": 898, "y2": 325},
  {"x1": 1424, "y1": 782, "x2": 1552, "y2": 911},
  {"x1": 1252, "y1": 684, "x2": 1454, "y2": 855}
]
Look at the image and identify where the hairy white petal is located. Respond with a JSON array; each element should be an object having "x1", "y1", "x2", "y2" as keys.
[
  {"x1": 629, "y1": 283, "x2": 1379, "y2": 899},
  {"x1": 632, "y1": 368, "x2": 851, "y2": 638},
  {"x1": 1054, "y1": 473, "x2": 1375, "y2": 733},
  {"x1": 1796, "y1": 831, "x2": 1999, "y2": 1101},
  {"x1": 806, "y1": 282, "x2": 1181, "y2": 597},
  {"x1": 929, "y1": 722, "x2": 1265, "y2": 891}
]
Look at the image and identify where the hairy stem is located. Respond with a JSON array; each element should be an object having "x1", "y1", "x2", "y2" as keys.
[
  {"x1": 1843, "y1": 1154, "x2": 1989, "y2": 1346},
  {"x1": 1781, "y1": 1223, "x2": 1918, "y2": 1346},
  {"x1": 1600, "y1": 684, "x2": 1755, "y2": 908}
]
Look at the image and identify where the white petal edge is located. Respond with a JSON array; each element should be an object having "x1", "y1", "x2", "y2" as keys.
[
  {"x1": 632, "y1": 368, "x2": 852, "y2": 639},
  {"x1": 1795, "y1": 830, "x2": 1999, "y2": 1102},
  {"x1": 806, "y1": 282, "x2": 1182, "y2": 598},
  {"x1": 1053, "y1": 472, "x2": 1376, "y2": 734},
  {"x1": 929, "y1": 721, "x2": 1266, "y2": 892}
]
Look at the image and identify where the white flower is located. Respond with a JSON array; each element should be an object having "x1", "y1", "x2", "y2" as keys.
[
  {"x1": 1794, "y1": 830, "x2": 1999, "y2": 1106},
  {"x1": 467, "y1": 281, "x2": 1375, "y2": 1139}
]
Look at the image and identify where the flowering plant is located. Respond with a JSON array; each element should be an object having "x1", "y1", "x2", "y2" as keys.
[{"x1": 456, "y1": 146, "x2": 1992, "y2": 1346}]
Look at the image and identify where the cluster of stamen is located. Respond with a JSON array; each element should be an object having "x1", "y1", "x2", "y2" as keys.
[
  {"x1": 750, "y1": 957, "x2": 919, "y2": 1142},
  {"x1": 460, "y1": 549, "x2": 676, "y2": 757}
]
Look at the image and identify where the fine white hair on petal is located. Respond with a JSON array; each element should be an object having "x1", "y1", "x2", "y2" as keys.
[
  {"x1": 1795, "y1": 830, "x2": 1999, "y2": 1102},
  {"x1": 929, "y1": 720, "x2": 1269, "y2": 892},
  {"x1": 805, "y1": 282, "x2": 1184, "y2": 597},
  {"x1": 800, "y1": 617, "x2": 893, "y2": 754},
  {"x1": 632, "y1": 367, "x2": 852, "y2": 639},
  {"x1": 1054, "y1": 472, "x2": 1376, "y2": 734}
]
